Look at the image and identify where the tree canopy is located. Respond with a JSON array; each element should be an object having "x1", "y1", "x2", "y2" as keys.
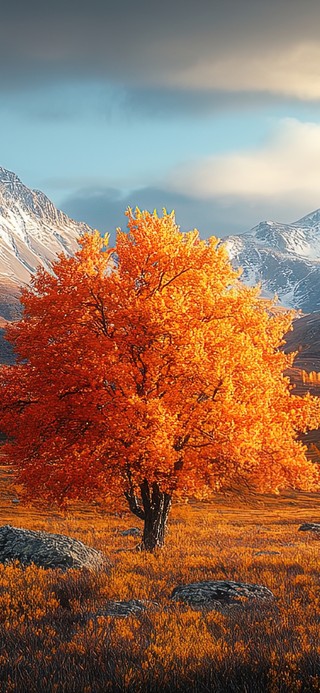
[{"x1": 1, "y1": 209, "x2": 319, "y2": 549}]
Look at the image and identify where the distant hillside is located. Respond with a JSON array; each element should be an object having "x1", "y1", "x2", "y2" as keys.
[
  {"x1": 0, "y1": 316, "x2": 14, "y2": 365},
  {"x1": 283, "y1": 312, "x2": 320, "y2": 373}
]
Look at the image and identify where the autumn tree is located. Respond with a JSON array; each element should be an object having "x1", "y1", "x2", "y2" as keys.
[{"x1": 1, "y1": 209, "x2": 320, "y2": 550}]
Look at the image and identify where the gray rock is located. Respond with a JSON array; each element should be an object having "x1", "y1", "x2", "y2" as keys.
[
  {"x1": 0, "y1": 525, "x2": 110, "y2": 571},
  {"x1": 171, "y1": 580, "x2": 275, "y2": 611},
  {"x1": 120, "y1": 527, "x2": 141, "y2": 537},
  {"x1": 84, "y1": 599, "x2": 149, "y2": 620},
  {"x1": 298, "y1": 523, "x2": 320, "y2": 533},
  {"x1": 99, "y1": 599, "x2": 147, "y2": 617},
  {"x1": 254, "y1": 550, "x2": 281, "y2": 556}
]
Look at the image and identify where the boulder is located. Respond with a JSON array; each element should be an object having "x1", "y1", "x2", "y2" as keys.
[
  {"x1": 171, "y1": 580, "x2": 275, "y2": 611},
  {"x1": 298, "y1": 523, "x2": 320, "y2": 533},
  {"x1": 0, "y1": 525, "x2": 110, "y2": 571}
]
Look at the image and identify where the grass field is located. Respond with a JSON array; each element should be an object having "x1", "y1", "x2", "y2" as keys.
[{"x1": 0, "y1": 462, "x2": 320, "y2": 692}]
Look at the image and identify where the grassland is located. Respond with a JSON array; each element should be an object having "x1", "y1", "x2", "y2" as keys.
[{"x1": 0, "y1": 462, "x2": 319, "y2": 693}]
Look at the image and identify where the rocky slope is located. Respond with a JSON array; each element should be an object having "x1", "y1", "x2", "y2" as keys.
[
  {"x1": 224, "y1": 209, "x2": 320, "y2": 313},
  {"x1": 0, "y1": 167, "x2": 93, "y2": 322}
]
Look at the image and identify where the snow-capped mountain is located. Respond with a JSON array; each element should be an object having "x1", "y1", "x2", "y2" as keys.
[
  {"x1": 0, "y1": 167, "x2": 93, "y2": 321},
  {"x1": 224, "y1": 210, "x2": 320, "y2": 313}
]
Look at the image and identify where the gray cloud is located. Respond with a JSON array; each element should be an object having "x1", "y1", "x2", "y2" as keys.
[
  {"x1": 2, "y1": 0, "x2": 320, "y2": 102},
  {"x1": 60, "y1": 185, "x2": 240, "y2": 240},
  {"x1": 59, "y1": 183, "x2": 315, "y2": 243}
]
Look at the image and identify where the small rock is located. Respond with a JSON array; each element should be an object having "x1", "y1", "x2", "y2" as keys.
[
  {"x1": 254, "y1": 550, "x2": 281, "y2": 556},
  {"x1": 11, "y1": 499, "x2": 20, "y2": 504},
  {"x1": 298, "y1": 523, "x2": 320, "y2": 533},
  {"x1": 85, "y1": 599, "x2": 149, "y2": 620},
  {"x1": 171, "y1": 580, "x2": 275, "y2": 611},
  {"x1": 282, "y1": 542, "x2": 295, "y2": 546},
  {"x1": 120, "y1": 528, "x2": 141, "y2": 537},
  {"x1": 100, "y1": 599, "x2": 147, "y2": 616},
  {"x1": 0, "y1": 525, "x2": 111, "y2": 571}
]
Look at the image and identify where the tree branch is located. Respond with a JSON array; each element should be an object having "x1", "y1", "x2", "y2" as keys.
[
  {"x1": 88, "y1": 288, "x2": 114, "y2": 338},
  {"x1": 140, "y1": 478, "x2": 151, "y2": 513},
  {"x1": 173, "y1": 434, "x2": 190, "y2": 452},
  {"x1": 124, "y1": 464, "x2": 145, "y2": 520},
  {"x1": 161, "y1": 267, "x2": 192, "y2": 290}
]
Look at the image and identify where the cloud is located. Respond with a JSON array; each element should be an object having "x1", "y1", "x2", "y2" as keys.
[
  {"x1": 60, "y1": 185, "x2": 244, "y2": 240},
  {"x1": 167, "y1": 119, "x2": 320, "y2": 210},
  {"x1": 2, "y1": 0, "x2": 320, "y2": 102},
  {"x1": 59, "y1": 118, "x2": 320, "y2": 238},
  {"x1": 59, "y1": 178, "x2": 317, "y2": 243},
  {"x1": 162, "y1": 42, "x2": 320, "y2": 101}
]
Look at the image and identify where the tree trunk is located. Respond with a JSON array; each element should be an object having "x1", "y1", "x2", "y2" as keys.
[
  {"x1": 124, "y1": 474, "x2": 172, "y2": 551},
  {"x1": 140, "y1": 480, "x2": 171, "y2": 551}
]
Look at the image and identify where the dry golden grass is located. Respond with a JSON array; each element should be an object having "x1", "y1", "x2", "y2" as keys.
[{"x1": 1, "y1": 462, "x2": 320, "y2": 692}]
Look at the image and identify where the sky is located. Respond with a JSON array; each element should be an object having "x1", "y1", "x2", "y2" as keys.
[{"x1": 2, "y1": 0, "x2": 320, "y2": 240}]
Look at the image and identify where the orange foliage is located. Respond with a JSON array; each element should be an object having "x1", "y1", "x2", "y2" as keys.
[{"x1": 0, "y1": 209, "x2": 320, "y2": 524}]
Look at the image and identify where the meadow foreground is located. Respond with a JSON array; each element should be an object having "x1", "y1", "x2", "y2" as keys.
[{"x1": 0, "y1": 472, "x2": 320, "y2": 693}]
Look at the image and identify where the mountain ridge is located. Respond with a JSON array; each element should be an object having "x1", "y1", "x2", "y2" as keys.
[
  {"x1": 224, "y1": 209, "x2": 320, "y2": 313},
  {"x1": 0, "y1": 167, "x2": 93, "y2": 321}
]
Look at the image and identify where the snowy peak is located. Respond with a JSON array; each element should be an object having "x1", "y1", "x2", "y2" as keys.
[
  {"x1": 224, "y1": 209, "x2": 320, "y2": 313},
  {"x1": 0, "y1": 168, "x2": 69, "y2": 228},
  {"x1": 0, "y1": 167, "x2": 93, "y2": 320},
  {"x1": 0, "y1": 167, "x2": 92, "y2": 285},
  {"x1": 292, "y1": 208, "x2": 320, "y2": 228},
  {"x1": 234, "y1": 216, "x2": 320, "y2": 259}
]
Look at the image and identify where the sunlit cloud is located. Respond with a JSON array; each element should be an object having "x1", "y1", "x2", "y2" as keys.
[
  {"x1": 168, "y1": 120, "x2": 320, "y2": 208},
  {"x1": 163, "y1": 43, "x2": 320, "y2": 101},
  {"x1": 1, "y1": 2, "x2": 320, "y2": 103}
]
